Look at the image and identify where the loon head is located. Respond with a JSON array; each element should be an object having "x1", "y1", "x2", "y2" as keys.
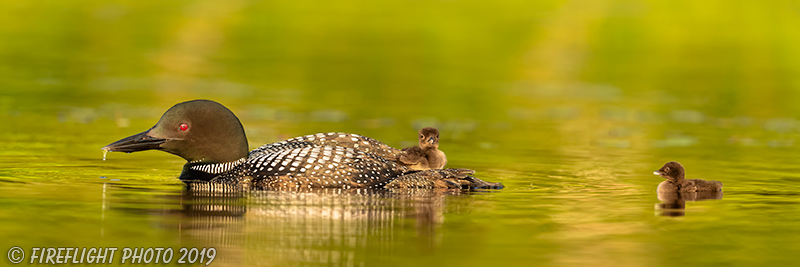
[
  {"x1": 653, "y1": 161, "x2": 685, "y2": 182},
  {"x1": 102, "y1": 99, "x2": 249, "y2": 164},
  {"x1": 417, "y1": 127, "x2": 440, "y2": 150}
]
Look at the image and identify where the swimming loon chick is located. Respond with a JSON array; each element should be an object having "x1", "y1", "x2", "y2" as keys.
[
  {"x1": 102, "y1": 100, "x2": 502, "y2": 191},
  {"x1": 653, "y1": 161, "x2": 722, "y2": 192},
  {"x1": 398, "y1": 127, "x2": 447, "y2": 170}
]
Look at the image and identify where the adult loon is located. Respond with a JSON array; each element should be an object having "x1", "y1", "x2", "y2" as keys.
[
  {"x1": 102, "y1": 100, "x2": 502, "y2": 191},
  {"x1": 398, "y1": 127, "x2": 447, "y2": 170},
  {"x1": 653, "y1": 161, "x2": 722, "y2": 192}
]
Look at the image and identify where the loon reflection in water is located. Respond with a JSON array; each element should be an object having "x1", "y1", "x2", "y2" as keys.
[
  {"x1": 102, "y1": 100, "x2": 502, "y2": 191},
  {"x1": 103, "y1": 183, "x2": 475, "y2": 265}
]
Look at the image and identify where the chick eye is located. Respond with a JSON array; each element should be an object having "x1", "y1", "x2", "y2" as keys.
[
  {"x1": 179, "y1": 123, "x2": 189, "y2": 131},
  {"x1": 419, "y1": 134, "x2": 423, "y2": 138},
  {"x1": 664, "y1": 167, "x2": 670, "y2": 171}
]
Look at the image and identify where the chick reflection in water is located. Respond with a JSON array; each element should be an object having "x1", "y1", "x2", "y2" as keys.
[{"x1": 656, "y1": 191, "x2": 723, "y2": 217}]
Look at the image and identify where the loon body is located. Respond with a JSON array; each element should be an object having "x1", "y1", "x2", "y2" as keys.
[
  {"x1": 102, "y1": 100, "x2": 502, "y2": 191},
  {"x1": 398, "y1": 127, "x2": 447, "y2": 170},
  {"x1": 653, "y1": 161, "x2": 722, "y2": 193}
]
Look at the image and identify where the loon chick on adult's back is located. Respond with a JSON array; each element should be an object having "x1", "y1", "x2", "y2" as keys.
[
  {"x1": 102, "y1": 100, "x2": 502, "y2": 191},
  {"x1": 398, "y1": 127, "x2": 447, "y2": 170}
]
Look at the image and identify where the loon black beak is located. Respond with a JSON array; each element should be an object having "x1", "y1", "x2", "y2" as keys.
[{"x1": 102, "y1": 130, "x2": 167, "y2": 153}]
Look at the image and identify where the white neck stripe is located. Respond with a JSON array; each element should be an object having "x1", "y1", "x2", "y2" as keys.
[{"x1": 190, "y1": 158, "x2": 247, "y2": 174}]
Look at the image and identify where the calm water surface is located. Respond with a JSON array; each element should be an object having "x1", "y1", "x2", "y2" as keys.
[
  {"x1": 2, "y1": 1, "x2": 800, "y2": 266},
  {"x1": 3, "y1": 107, "x2": 799, "y2": 266}
]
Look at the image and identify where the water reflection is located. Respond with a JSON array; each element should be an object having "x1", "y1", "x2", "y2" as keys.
[
  {"x1": 181, "y1": 189, "x2": 465, "y2": 265},
  {"x1": 108, "y1": 184, "x2": 471, "y2": 266},
  {"x1": 655, "y1": 191, "x2": 723, "y2": 217}
]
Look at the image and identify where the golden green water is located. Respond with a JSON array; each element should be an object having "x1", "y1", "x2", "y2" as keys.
[{"x1": 2, "y1": 0, "x2": 800, "y2": 266}]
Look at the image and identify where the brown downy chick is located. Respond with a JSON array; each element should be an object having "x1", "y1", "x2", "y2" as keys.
[
  {"x1": 653, "y1": 161, "x2": 722, "y2": 193},
  {"x1": 398, "y1": 127, "x2": 447, "y2": 170}
]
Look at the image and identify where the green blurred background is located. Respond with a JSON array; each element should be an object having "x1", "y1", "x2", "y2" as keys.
[
  {"x1": 3, "y1": 0, "x2": 800, "y2": 150},
  {"x1": 2, "y1": 0, "x2": 800, "y2": 266}
]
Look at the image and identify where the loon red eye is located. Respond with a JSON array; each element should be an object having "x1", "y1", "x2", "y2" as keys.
[{"x1": 179, "y1": 123, "x2": 189, "y2": 131}]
